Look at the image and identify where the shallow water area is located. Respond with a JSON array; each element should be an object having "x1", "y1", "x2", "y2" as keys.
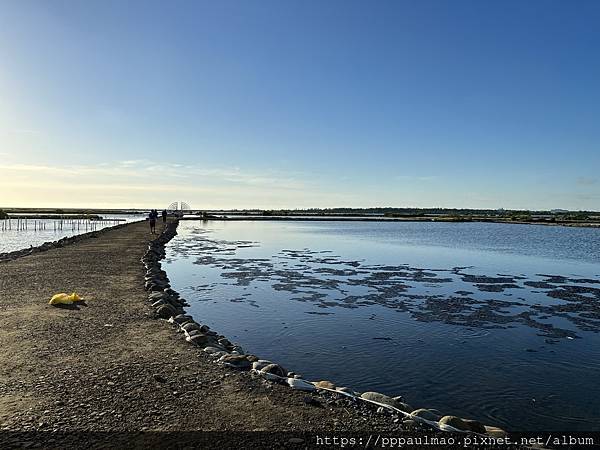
[
  {"x1": 0, "y1": 214, "x2": 144, "y2": 253},
  {"x1": 165, "y1": 220, "x2": 600, "y2": 431}
]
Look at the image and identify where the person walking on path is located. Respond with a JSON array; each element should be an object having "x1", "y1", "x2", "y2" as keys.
[
  {"x1": 148, "y1": 209, "x2": 158, "y2": 234},
  {"x1": 162, "y1": 209, "x2": 167, "y2": 225}
]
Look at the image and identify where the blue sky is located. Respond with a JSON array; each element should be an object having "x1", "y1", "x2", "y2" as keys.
[{"x1": 0, "y1": 0, "x2": 599, "y2": 209}]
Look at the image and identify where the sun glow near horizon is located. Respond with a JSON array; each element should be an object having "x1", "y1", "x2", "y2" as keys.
[{"x1": 1, "y1": 1, "x2": 599, "y2": 211}]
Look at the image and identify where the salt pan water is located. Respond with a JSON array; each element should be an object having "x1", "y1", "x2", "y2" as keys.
[
  {"x1": 165, "y1": 220, "x2": 600, "y2": 431},
  {"x1": 0, "y1": 215, "x2": 143, "y2": 253}
]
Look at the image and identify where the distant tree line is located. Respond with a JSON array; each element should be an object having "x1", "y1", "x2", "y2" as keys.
[{"x1": 253, "y1": 208, "x2": 598, "y2": 219}]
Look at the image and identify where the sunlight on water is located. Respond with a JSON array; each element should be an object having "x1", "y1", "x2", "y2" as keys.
[
  {"x1": 165, "y1": 220, "x2": 600, "y2": 431},
  {"x1": 0, "y1": 215, "x2": 144, "y2": 253}
]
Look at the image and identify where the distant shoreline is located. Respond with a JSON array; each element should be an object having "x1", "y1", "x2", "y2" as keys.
[
  {"x1": 2, "y1": 207, "x2": 599, "y2": 228},
  {"x1": 182, "y1": 215, "x2": 600, "y2": 228}
]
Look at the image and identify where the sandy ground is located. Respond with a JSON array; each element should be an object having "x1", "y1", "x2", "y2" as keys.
[{"x1": 0, "y1": 220, "x2": 422, "y2": 448}]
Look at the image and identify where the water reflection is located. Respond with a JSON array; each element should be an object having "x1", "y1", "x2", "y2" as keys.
[
  {"x1": 167, "y1": 227, "x2": 600, "y2": 340},
  {"x1": 164, "y1": 221, "x2": 600, "y2": 431}
]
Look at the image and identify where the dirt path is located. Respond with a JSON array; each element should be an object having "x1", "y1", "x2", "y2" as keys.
[{"x1": 0, "y1": 220, "x2": 414, "y2": 448}]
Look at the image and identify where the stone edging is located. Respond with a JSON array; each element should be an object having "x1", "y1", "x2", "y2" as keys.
[
  {"x1": 142, "y1": 220, "x2": 509, "y2": 439},
  {"x1": 0, "y1": 220, "x2": 140, "y2": 263}
]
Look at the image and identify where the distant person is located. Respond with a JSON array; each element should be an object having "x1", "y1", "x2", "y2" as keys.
[
  {"x1": 148, "y1": 209, "x2": 158, "y2": 234},
  {"x1": 162, "y1": 209, "x2": 167, "y2": 224}
]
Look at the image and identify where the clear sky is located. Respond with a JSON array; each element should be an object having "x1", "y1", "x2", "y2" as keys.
[{"x1": 1, "y1": 0, "x2": 599, "y2": 210}]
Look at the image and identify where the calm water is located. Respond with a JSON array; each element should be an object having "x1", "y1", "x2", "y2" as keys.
[
  {"x1": 164, "y1": 220, "x2": 600, "y2": 431},
  {"x1": 0, "y1": 215, "x2": 144, "y2": 253}
]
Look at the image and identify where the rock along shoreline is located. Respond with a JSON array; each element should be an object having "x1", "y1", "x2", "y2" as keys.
[{"x1": 144, "y1": 220, "x2": 509, "y2": 440}]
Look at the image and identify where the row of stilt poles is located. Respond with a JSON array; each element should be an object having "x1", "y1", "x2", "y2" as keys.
[{"x1": 0, "y1": 218, "x2": 122, "y2": 232}]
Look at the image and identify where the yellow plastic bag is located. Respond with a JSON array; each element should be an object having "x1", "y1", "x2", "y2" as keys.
[{"x1": 49, "y1": 292, "x2": 83, "y2": 305}]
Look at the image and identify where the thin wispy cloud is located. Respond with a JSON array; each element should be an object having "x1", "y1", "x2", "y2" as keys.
[
  {"x1": 0, "y1": 129, "x2": 40, "y2": 136},
  {"x1": 0, "y1": 157, "x2": 380, "y2": 209},
  {"x1": 577, "y1": 177, "x2": 597, "y2": 186},
  {"x1": 0, "y1": 160, "x2": 306, "y2": 190},
  {"x1": 1, "y1": 1, "x2": 599, "y2": 211},
  {"x1": 12, "y1": 129, "x2": 40, "y2": 134},
  {"x1": 395, "y1": 175, "x2": 438, "y2": 182}
]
